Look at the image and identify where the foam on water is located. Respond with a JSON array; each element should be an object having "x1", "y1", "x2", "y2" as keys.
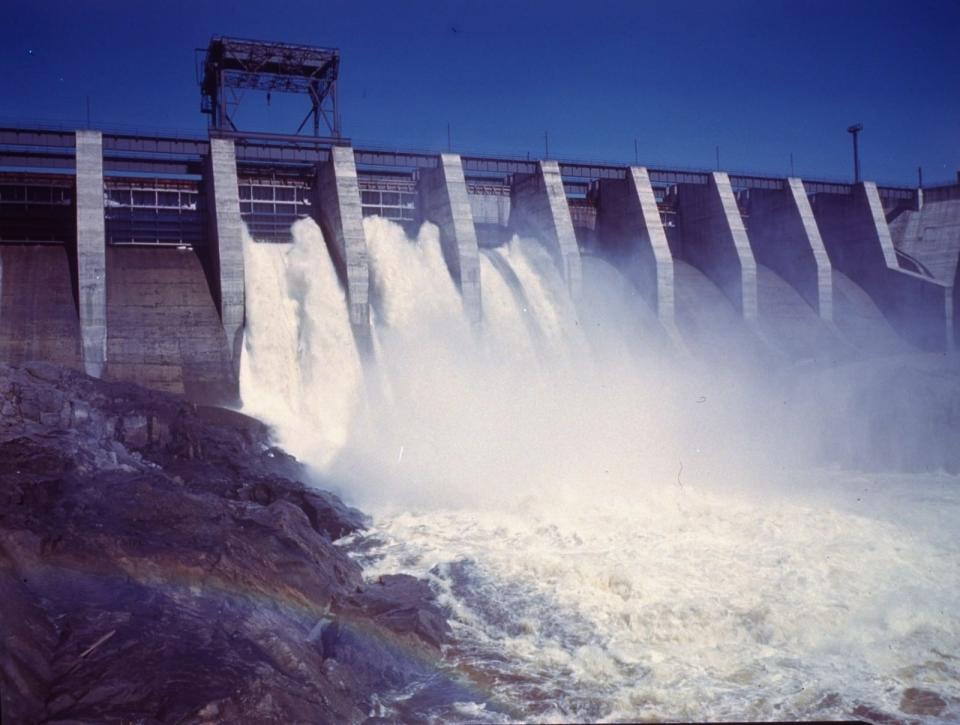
[
  {"x1": 240, "y1": 216, "x2": 960, "y2": 723},
  {"x1": 353, "y1": 474, "x2": 960, "y2": 723}
]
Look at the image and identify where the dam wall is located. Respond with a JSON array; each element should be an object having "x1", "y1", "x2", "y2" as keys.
[
  {"x1": 418, "y1": 154, "x2": 482, "y2": 324},
  {"x1": 813, "y1": 182, "x2": 953, "y2": 351},
  {"x1": 740, "y1": 179, "x2": 849, "y2": 359},
  {"x1": 0, "y1": 124, "x2": 954, "y2": 401},
  {"x1": 888, "y1": 183, "x2": 960, "y2": 345},
  {"x1": 313, "y1": 145, "x2": 370, "y2": 340},
  {"x1": 509, "y1": 161, "x2": 583, "y2": 298},
  {"x1": 595, "y1": 167, "x2": 675, "y2": 328},
  {"x1": 104, "y1": 246, "x2": 233, "y2": 402},
  {"x1": 203, "y1": 138, "x2": 245, "y2": 375},
  {"x1": 468, "y1": 190, "x2": 510, "y2": 246},
  {"x1": 0, "y1": 245, "x2": 81, "y2": 369},
  {"x1": 745, "y1": 178, "x2": 833, "y2": 319},
  {"x1": 675, "y1": 172, "x2": 758, "y2": 320}
]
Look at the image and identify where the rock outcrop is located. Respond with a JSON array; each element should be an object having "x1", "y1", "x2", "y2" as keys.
[{"x1": 0, "y1": 362, "x2": 453, "y2": 723}]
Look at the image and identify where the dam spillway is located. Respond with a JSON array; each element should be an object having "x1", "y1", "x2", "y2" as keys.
[
  {"x1": 0, "y1": 124, "x2": 957, "y2": 400},
  {"x1": 2, "y1": 32, "x2": 959, "y2": 723}
]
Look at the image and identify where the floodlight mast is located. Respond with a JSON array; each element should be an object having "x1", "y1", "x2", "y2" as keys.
[
  {"x1": 847, "y1": 123, "x2": 863, "y2": 183},
  {"x1": 198, "y1": 36, "x2": 342, "y2": 138}
]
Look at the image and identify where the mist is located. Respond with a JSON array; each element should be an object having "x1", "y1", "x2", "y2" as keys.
[{"x1": 238, "y1": 216, "x2": 959, "y2": 722}]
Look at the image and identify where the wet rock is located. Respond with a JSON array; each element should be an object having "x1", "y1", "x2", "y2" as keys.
[
  {"x1": 900, "y1": 687, "x2": 947, "y2": 717},
  {"x1": 120, "y1": 413, "x2": 150, "y2": 448},
  {"x1": 0, "y1": 363, "x2": 454, "y2": 723},
  {"x1": 351, "y1": 574, "x2": 453, "y2": 649},
  {"x1": 851, "y1": 702, "x2": 903, "y2": 724}
]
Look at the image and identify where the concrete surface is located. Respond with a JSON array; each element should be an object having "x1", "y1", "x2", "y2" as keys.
[
  {"x1": 813, "y1": 182, "x2": 952, "y2": 351},
  {"x1": 755, "y1": 263, "x2": 847, "y2": 361},
  {"x1": 676, "y1": 172, "x2": 758, "y2": 320},
  {"x1": 0, "y1": 245, "x2": 81, "y2": 368},
  {"x1": 831, "y1": 269, "x2": 912, "y2": 355},
  {"x1": 104, "y1": 246, "x2": 234, "y2": 402},
  {"x1": 203, "y1": 138, "x2": 246, "y2": 374},
  {"x1": 888, "y1": 187, "x2": 960, "y2": 345},
  {"x1": 75, "y1": 130, "x2": 107, "y2": 377},
  {"x1": 596, "y1": 167, "x2": 675, "y2": 328},
  {"x1": 672, "y1": 258, "x2": 768, "y2": 366},
  {"x1": 418, "y1": 154, "x2": 482, "y2": 324},
  {"x1": 314, "y1": 146, "x2": 371, "y2": 343},
  {"x1": 509, "y1": 161, "x2": 582, "y2": 298},
  {"x1": 747, "y1": 178, "x2": 833, "y2": 319}
]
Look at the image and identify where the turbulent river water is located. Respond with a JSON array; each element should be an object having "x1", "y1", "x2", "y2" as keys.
[{"x1": 239, "y1": 217, "x2": 960, "y2": 723}]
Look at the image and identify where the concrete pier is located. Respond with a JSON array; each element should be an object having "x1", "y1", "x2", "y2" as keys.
[
  {"x1": 75, "y1": 130, "x2": 107, "y2": 377},
  {"x1": 596, "y1": 166, "x2": 675, "y2": 326},
  {"x1": 888, "y1": 188, "x2": 960, "y2": 284},
  {"x1": 203, "y1": 138, "x2": 246, "y2": 374},
  {"x1": 888, "y1": 185, "x2": 960, "y2": 346},
  {"x1": 746, "y1": 178, "x2": 833, "y2": 319},
  {"x1": 813, "y1": 182, "x2": 952, "y2": 351},
  {"x1": 418, "y1": 154, "x2": 482, "y2": 324},
  {"x1": 314, "y1": 146, "x2": 370, "y2": 339},
  {"x1": 675, "y1": 172, "x2": 758, "y2": 319},
  {"x1": 509, "y1": 161, "x2": 582, "y2": 298}
]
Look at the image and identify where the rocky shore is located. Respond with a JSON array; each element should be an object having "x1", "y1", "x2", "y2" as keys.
[{"x1": 0, "y1": 363, "x2": 455, "y2": 723}]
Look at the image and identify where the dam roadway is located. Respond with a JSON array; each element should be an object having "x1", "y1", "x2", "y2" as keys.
[{"x1": 0, "y1": 125, "x2": 957, "y2": 403}]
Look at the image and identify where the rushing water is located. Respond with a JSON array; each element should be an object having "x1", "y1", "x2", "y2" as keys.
[{"x1": 240, "y1": 217, "x2": 960, "y2": 723}]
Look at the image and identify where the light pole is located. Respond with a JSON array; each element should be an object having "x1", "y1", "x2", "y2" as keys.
[{"x1": 847, "y1": 123, "x2": 863, "y2": 183}]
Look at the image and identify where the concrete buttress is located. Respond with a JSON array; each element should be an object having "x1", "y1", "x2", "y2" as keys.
[
  {"x1": 676, "y1": 171, "x2": 758, "y2": 320},
  {"x1": 746, "y1": 178, "x2": 833, "y2": 320},
  {"x1": 509, "y1": 161, "x2": 582, "y2": 299},
  {"x1": 203, "y1": 137, "x2": 246, "y2": 376},
  {"x1": 813, "y1": 182, "x2": 952, "y2": 351},
  {"x1": 418, "y1": 154, "x2": 482, "y2": 324},
  {"x1": 314, "y1": 146, "x2": 371, "y2": 345},
  {"x1": 596, "y1": 166, "x2": 676, "y2": 327},
  {"x1": 74, "y1": 130, "x2": 107, "y2": 377}
]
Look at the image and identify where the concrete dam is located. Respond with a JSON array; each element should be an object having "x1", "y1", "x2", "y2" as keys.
[{"x1": 1, "y1": 38, "x2": 958, "y2": 404}]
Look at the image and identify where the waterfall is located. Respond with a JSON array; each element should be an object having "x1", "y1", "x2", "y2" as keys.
[
  {"x1": 239, "y1": 215, "x2": 960, "y2": 724},
  {"x1": 238, "y1": 217, "x2": 364, "y2": 467}
]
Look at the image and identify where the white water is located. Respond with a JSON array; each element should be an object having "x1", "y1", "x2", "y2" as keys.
[
  {"x1": 240, "y1": 217, "x2": 960, "y2": 723},
  {"x1": 239, "y1": 218, "x2": 364, "y2": 467}
]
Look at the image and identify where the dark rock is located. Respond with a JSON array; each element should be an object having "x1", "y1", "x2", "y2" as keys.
[
  {"x1": 851, "y1": 702, "x2": 904, "y2": 724},
  {"x1": 0, "y1": 363, "x2": 455, "y2": 723},
  {"x1": 900, "y1": 687, "x2": 947, "y2": 717},
  {"x1": 348, "y1": 574, "x2": 453, "y2": 649}
]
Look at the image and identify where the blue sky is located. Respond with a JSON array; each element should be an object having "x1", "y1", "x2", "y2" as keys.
[{"x1": 2, "y1": 0, "x2": 958, "y2": 185}]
